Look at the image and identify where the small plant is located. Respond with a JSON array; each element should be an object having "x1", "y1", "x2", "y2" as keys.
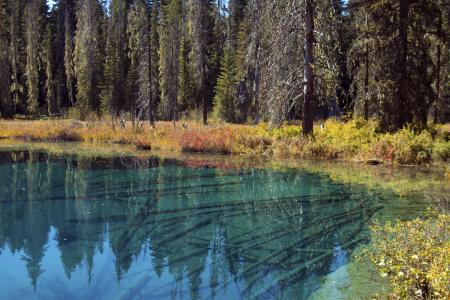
[
  {"x1": 366, "y1": 208, "x2": 449, "y2": 299},
  {"x1": 180, "y1": 127, "x2": 234, "y2": 154},
  {"x1": 134, "y1": 135, "x2": 152, "y2": 150},
  {"x1": 67, "y1": 107, "x2": 82, "y2": 120}
]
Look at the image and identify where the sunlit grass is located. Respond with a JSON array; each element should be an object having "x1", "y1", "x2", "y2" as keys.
[{"x1": 0, "y1": 118, "x2": 448, "y2": 165}]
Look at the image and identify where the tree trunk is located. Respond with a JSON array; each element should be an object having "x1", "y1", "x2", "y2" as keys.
[{"x1": 302, "y1": 0, "x2": 314, "y2": 136}]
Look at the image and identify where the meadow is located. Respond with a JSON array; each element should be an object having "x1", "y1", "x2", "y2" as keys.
[
  {"x1": 0, "y1": 119, "x2": 450, "y2": 165},
  {"x1": 0, "y1": 118, "x2": 449, "y2": 165}
]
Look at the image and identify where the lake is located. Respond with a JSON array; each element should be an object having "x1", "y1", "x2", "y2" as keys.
[{"x1": 0, "y1": 145, "x2": 446, "y2": 300}]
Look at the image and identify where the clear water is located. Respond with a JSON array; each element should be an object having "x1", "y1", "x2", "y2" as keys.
[{"x1": 0, "y1": 149, "x2": 435, "y2": 300}]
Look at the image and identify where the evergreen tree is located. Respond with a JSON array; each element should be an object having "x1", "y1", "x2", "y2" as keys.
[
  {"x1": 229, "y1": 0, "x2": 247, "y2": 47},
  {"x1": 74, "y1": 0, "x2": 103, "y2": 116},
  {"x1": 349, "y1": 0, "x2": 449, "y2": 130},
  {"x1": 9, "y1": 0, "x2": 26, "y2": 114},
  {"x1": 149, "y1": 0, "x2": 161, "y2": 124},
  {"x1": 44, "y1": 21, "x2": 57, "y2": 114},
  {"x1": 127, "y1": 0, "x2": 154, "y2": 126},
  {"x1": 0, "y1": 0, "x2": 12, "y2": 117},
  {"x1": 52, "y1": 0, "x2": 74, "y2": 111},
  {"x1": 0, "y1": 0, "x2": 448, "y2": 128},
  {"x1": 25, "y1": 0, "x2": 42, "y2": 115},
  {"x1": 432, "y1": 0, "x2": 450, "y2": 123},
  {"x1": 236, "y1": 0, "x2": 261, "y2": 123},
  {"x1": 159, "y1": 0, "x2": 182, "y2": 121},
  {"x1": 178, "y1": 25, "x2": 197, "y2": 112},
  {"x1": 188, "y1": 0, "x2": 211, "y2": 124},
  {"x1": 102, "y1": 0, "x2": 128, "y2": 117},
  {"x1": 211, "y1": 0, "x2": 248, "y2": 123},
  {"x1": 213, "y1": 44, "x2": 237, "y2": 122},
  {"x1": 64, "y1": 0, "x2": 76, "y2": 107}
]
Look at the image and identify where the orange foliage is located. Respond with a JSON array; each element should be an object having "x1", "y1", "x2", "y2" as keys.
[{"x1": 181, "y1": 127, "x2": 235, "y2": 154}]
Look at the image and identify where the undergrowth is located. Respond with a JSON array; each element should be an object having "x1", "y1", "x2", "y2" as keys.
[
  {"x1": 0, "y1": 118, "x2": 448, "y2": 165},
  {"x1": 364, "y1": 206, "x2": 449, "y2": 299}
]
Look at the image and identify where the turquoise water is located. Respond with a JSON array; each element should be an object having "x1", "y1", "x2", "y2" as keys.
[{"x1": 0, "y1": 150, "x2": 434, "y2": 299}]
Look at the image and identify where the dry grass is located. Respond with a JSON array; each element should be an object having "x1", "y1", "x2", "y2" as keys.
[
  {"x1": 0, "y1": 119, "x2": 181, "y2": 152},
  {"x1": 0, "y1": 118, "x2": 449, "y2": 165}
]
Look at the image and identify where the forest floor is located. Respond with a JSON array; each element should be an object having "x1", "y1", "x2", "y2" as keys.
[{"x1": 0, "y1": 118, "x2": 449, "y2": 166}]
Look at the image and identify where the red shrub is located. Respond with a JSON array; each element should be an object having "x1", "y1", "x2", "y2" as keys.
[
  {"x1": 181, "y1": 128, "x2": 234, "y2": 154},
  {"x1": 375, "y1": 140, "x2": 396, "y2": 164}
]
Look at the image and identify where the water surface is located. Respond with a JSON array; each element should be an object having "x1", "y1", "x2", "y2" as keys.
[{"x1": 0, "y1": 149, "x2": 442, "y2": 299}]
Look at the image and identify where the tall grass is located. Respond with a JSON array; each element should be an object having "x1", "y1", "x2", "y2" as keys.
[{"x1": 0, "y1": 118, "x2": 448, "y2": 165}]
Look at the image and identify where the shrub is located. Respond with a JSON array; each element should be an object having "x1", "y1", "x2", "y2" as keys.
[
  {"x1": 67, "y1": 107, "x2": 82, "y2": 120},
  {"x1": 432, "y1": 140, "x2": 450, "y2": 162},
  {"x1": 392, "y1": 129, "x2": 433, "y2": 164},
  {"x1": 180, "y1": 127, "x2": 234, "y2": 154},
  {"x1": 374, "y1": 137, "x2": 396, "y2": 164},
  {"x1": 321, "y1": 118, "x2": 379, "y2": 155},
  {"x1": 270, "y1": 125, "x2": 302, "y2": 140},
  {"x1": 374, "y1": 128, "x2": 435, "y2": 165},
  {"x1": 367, "y1": 210, "x2": 449, "y2": 299},
  {"x1": 134, "y1": 135, "x2": 152, "y2": 150}
]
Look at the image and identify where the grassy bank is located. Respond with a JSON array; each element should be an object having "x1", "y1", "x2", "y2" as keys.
[{"x1": 0, "y1": 118, "x2": 449, "y2": 165}]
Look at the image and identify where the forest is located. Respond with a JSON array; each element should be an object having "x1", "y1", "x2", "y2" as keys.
[
  {"x1": 0, "y1": 0, "x2": 448, "y2": 135},
  {"x1": 0, "y1": 1, "x2": 449, "y2": 299}
]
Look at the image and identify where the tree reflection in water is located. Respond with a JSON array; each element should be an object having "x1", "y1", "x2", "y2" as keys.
[{"x1": 0, "y1": 150, "x2": 383, "y2": 300}]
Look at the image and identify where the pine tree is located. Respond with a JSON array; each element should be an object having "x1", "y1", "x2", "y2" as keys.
[
  {"x1": 348, "y1": 0, "x2": 371, "y2": 120},
  {"x1": 149, "y1": 0, "x2": 161, "y2": 124},
  {"x1": 25, "y1": 0, "x2": 41, "y2": 115},
  {"x1": 44, "y1": 21, "x2": 57, "y2": 114},
  {"x1": 9, "y1": 0, "x2": 25, "y2": 114},
  {"x1": 159, "y1": 0, "x2": 182, "y2": 122},
  {"x1": 178, "y1": 29, "x2": 197, "y2": 112},
  {"x1": 349, "y1": 0, "x2": 448, "y2": 130},
  {"x1": 52, "y1": 0, "x2": 74, "y2": 111},
  {"x1": 102, "y1": 0, "x2": 128, "y2": 117},
  {"x1": 432, "y1": 0, "x2": 450, "y2": 123},
  {"x1": 127, "y1": 0, "x2": 153, "y2": 126},
  {"x1": 0, "y1": 0, "x2": 12, "y2": 117},
  {"x1": 74, "y1": 0, "x2": 103, "y2": 116},
  {"x1": 229, "y1": 0, "x2": 247, "y2": 47},
  {"x1": 238, "y1": 0, "x2": 261, "y2": 123},
  {"x1": 188, "y1": 0, "x2": 210, "y2": 124},
  {"x1": 64, "y1": 1, "x2": 75, "y2": 107},
  {"x1": 213, "y1": 44, "x2": 237, "y2": 122}
]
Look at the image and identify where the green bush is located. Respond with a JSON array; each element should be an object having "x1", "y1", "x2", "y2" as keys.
[
  {"x1": 270, "y1": 125, "x2": 302, "y2": 140},
  {"x1": 393, "y1": 129, "x2": 433, "y2": 164},
  {"x1": 367, "y1": 210, "x2": 449, "y2": 299},
  {"x1": 67, "y1": 107, "x2": 82, "y2": 120},
  {"x1": 375, "y1": 128, "x2": 435, "y2": 164},
  {"x1": 432, "y1": 140, "x2": 450, "y2": 162}
]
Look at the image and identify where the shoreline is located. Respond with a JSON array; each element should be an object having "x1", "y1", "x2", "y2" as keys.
[
  {"x1": 0, "y1": 118, "x2": 449, "y2": 166},
  {"x1": 1, "y1": 140, "x2": 448, "y2": 199}
]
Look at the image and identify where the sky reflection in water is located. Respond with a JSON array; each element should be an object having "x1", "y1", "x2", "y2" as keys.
[{"x1": 0, "y1": 150, "x2": 390, "y2": 299}]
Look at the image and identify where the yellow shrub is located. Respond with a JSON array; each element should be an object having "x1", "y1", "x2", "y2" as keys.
[{"x1": 367, "y1": 210, "x2": 449, "y2": 299}]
